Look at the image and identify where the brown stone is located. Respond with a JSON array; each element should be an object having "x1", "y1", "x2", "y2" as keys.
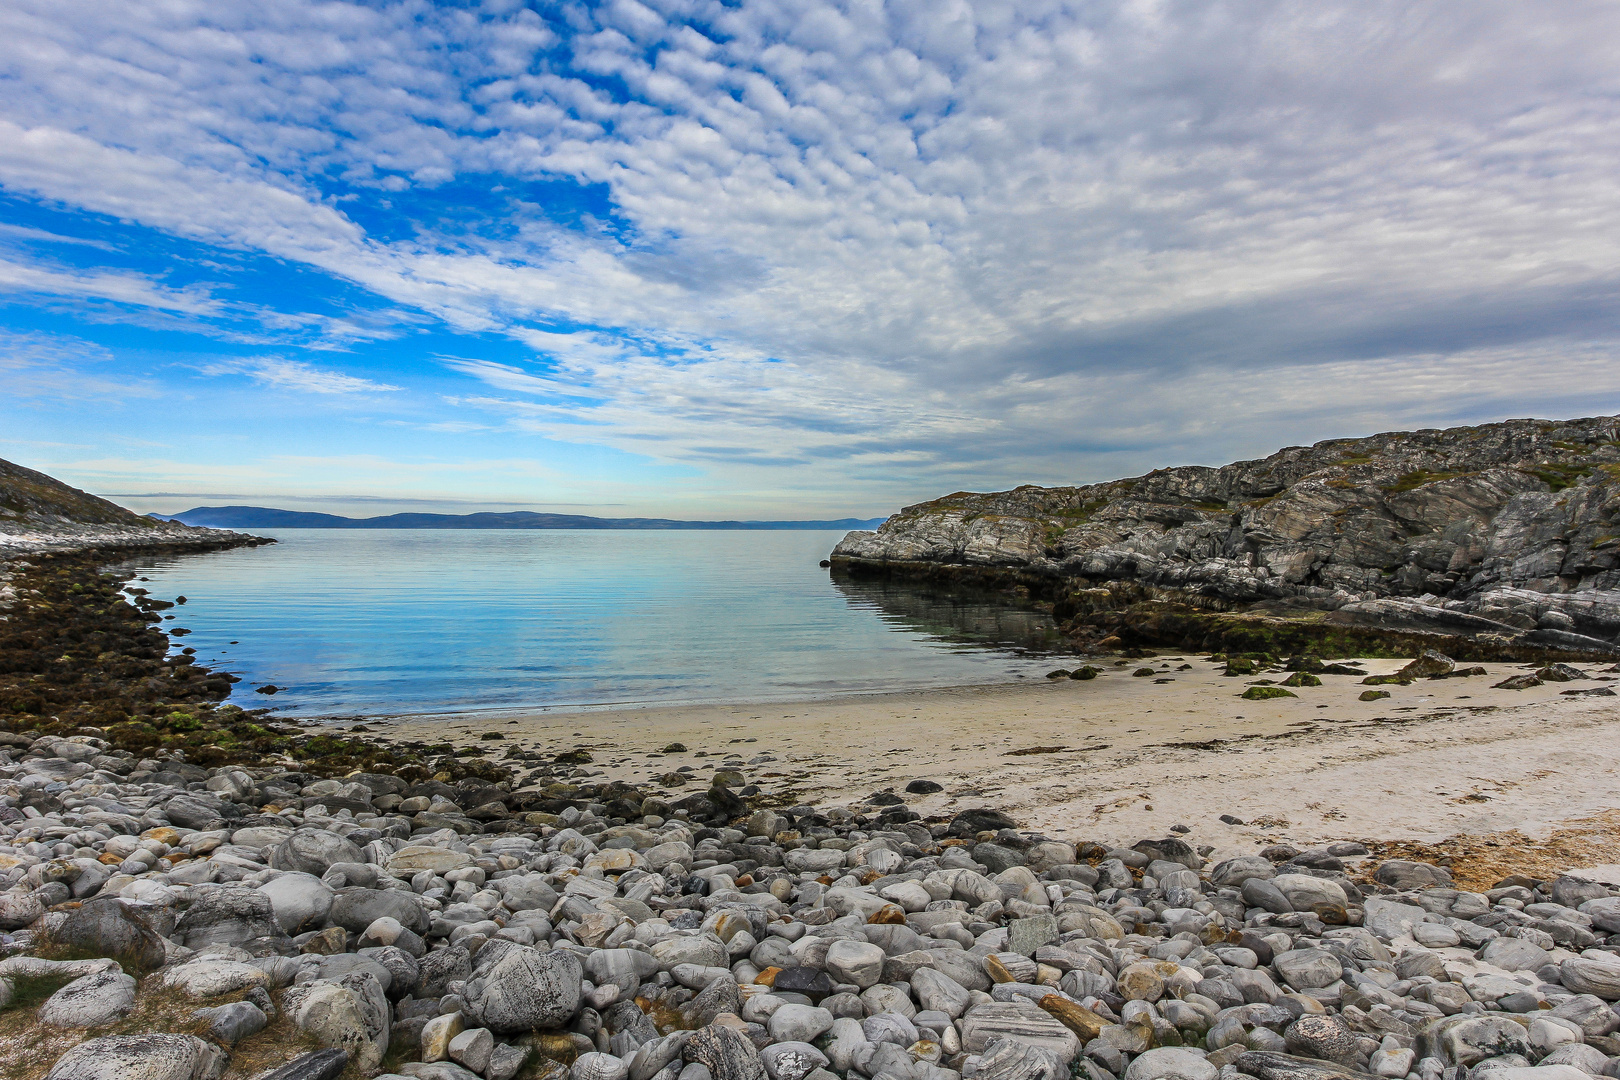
[
  {"x1": 867, "y1": 904, "x2": 907, "y2": 925},
  {"x1": 1038, "y1": 994, "x2": 1108, "y2": 1041}
]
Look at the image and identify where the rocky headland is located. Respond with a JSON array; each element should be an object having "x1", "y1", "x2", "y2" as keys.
[
  {"x1": 831, "y1": 415, "x2": 1620, "y2": 662},
  {"x1": 0, "y1": 457, "x2": 267, "y2": 562}
]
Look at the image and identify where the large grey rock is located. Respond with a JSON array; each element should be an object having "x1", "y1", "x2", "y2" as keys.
[
  {"x1": 1481, "y1": 937, "x2": 1552, "y2": 972},
  {"x1": 911, "y1": 966, "x2": 973, "y2": 1018},
  {"x1": 1418, "y1": 1014, "x2": 1533, "y2": 1066},
  {"x1": 1561, "y1": 958, "x2": 1620, "y2": 1001},
  {"x1": 768, "y1": 1003, "x2": 835, "y2": 1043},
  {"x1": 1580, "y1": 897, "x2": 1620, "y2": 934},
  {"x1": 1211, "y1": 857, "x2": 1276, "y2": 887},
  {"x1": 1361, "y1": 898, "x2": 1426, "y2": 941},
  {"x1": 44, "y1": 1034, "x2": 227, "y2": 1080},
  {"x1": 1284, "y1": 1015, "x2": 1360, "y2": 1066},
  {"x1": 463, "y1": 945, "x2": 582, "y2": 1033},
  {"x1": 959, "y1": 1000, "x2": 1081, "y2": 1061},
  {"x1": 174, "y1": 884, "x2": 280, "y2": 948},
  {"x1": 1233, "y1": 1051, "x2": 1381, "y2": 1080},
  {"x1": 261, "y1": 872, "x2": 335, "y2": 934},
  {"x1": 37, "y1": 970, "x2": 138, "y2": 1028},
  {"x1": 1125, "y1": 1048, "x2": 1219, "y2": 1080},
  {"x1": 758, "y1": 1042, "x2": 829, "y2": 1080},
  {"x1": 246, "y1": 1049, "x2": 349, "y2": 1080},
  {"x1": 684, "y1": 1022, "x2": 766, "y2": 1080},
  {"x1": 194, "y1": 1000, "x2": 269, "y2": 1044},
  {"x1": 157, "y1": 959, "x2": 270, "y2": 998},
  {"x1": 283, "y1": 973, "x2": 391, "y2": 1072},
  {"x1": 0, "y1": 889, "x2": 46, "y2": 930},
  {"x1": 330, "y1": 887, "x2": 429, "y2": 934},
  {"x1": 1272, "y1": 874, "x2": 1347, "y2": 912},
  {"x1": 975, "y1": 1038, "x2": 1068, "y2": 1080},
  {"x1": 1273, "y1": 949, "x2": 1345, "y2": 991},
  {"x1": 271, "y1": 829, "x2": 364, "y2": 876},
  {"x1": 824, "y1": 939, "x2": 885, "y2": 988},
  {"x1": 53, "y1": 898, "x2": 166, "y2": 970}
]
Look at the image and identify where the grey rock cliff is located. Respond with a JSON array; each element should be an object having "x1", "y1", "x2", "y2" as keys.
[{"x1": 833, "y1": 415, "x2": 1620, "y2": 651}]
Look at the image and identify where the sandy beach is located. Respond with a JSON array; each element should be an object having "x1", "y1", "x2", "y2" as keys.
[{"x1": 373, "y1": 654, "x2": 1620, "y2": 864}]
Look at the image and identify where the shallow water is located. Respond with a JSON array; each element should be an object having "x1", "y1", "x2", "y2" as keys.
[{"x1": 119, "y1": 530, "x2": 1061, "y2": 717}]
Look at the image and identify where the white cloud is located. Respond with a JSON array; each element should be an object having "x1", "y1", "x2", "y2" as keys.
[
  {"x1": 200, "y1": 356, "x2": 402, "y2": 395},
  {"x1": 3, "y1": 0, "x2": 1620, "y2": 501}
]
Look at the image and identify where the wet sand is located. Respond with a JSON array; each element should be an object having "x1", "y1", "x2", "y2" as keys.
[{"x1": 373, "y1": 655, "x2": 1620, "y2": 859}]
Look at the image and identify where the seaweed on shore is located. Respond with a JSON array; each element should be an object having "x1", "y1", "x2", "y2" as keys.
[{"x1": 0, "y1": 552, "x2": 510, "y2": 783}]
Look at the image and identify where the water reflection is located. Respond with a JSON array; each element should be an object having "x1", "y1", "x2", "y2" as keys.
[{"x1": 830, "y1": 571, "x2": 1062, "y2": 653}]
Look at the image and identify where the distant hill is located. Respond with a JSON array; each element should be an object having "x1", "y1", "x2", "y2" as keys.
[{"x1": 157, "y1": 505, "x2": 889, "y2": 531}]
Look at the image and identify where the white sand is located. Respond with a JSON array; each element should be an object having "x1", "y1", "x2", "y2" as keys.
[{"x1": 378, "y1": 656, "x2": 1620, "y2": 859}]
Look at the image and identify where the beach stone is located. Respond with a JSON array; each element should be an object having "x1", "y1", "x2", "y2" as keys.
[
  {"x1": 769, "y1": 1003, "x2": 834, "y2": 1042},
  {"x1": 1212, "y1": 857, "x2": 1276, "y2": 887},
  {"x1": 759, "y1": 1042, "x2": 829, "y2": 1080},
  {"x1": 1373, "y1": 861, "x2": 1451, "y2": 890},
  {"x1": 1037, "y1": 994, "x2": 1109, "y2": 1041},
  {"x1": 684, "y1": 1022, "x2": 766, "y2": 1080},
  {"x1": 330, "y1": 887, "x2": 429, "y2": 934},
  {"x1": 1232, "y1": 1051, "x2": 1378, "y2": 1080},
  {"x1": 652, "y1": 935, "x2": 728, "y2": 970},
  {"x1": 928, "y1": 947, "x2": 993, "y2": 991},
  {"x1": 1560, "y1": 958, "x2": 1620, "y2": 1001},
  {"x1": 1285, "y1": 1015, "x2": 1360, "y2": 1065},
  {"x1": 174, "y1": 885, "x2": 279, "y2": 948},
  {"x1": 422, "y1": 1012, "x2": 464, "y2": 1061},
  {"x1": 1243, "y1": 878, "x2": 1294, "y2": 914},
  {"x1": 1578, "y1": 897, "x2": 1620, "y2": 933},
  {"x1": 38, "y1": 970, "x2": 138, "y2": 1027},
  {"x1": 629, "y1": 1032, "x2": 693, "y2": 1080},
  {"x1": 450, "y1": 1027, "x2": 496, "y2": 1074},
  {"x1": 1481, "y1": 937, "x2": 1552, "y2": 972},
  {"x1": 417, "y1": 945, "x2": 472, "y2": 998},
  {"x1": 193, "y1": 1000, "x2": 269, "y2": 1044},
  {"x1": 1422, "y1": 1014, "x2": 1533, "y2": 1066},
  {"x1": 824, "y1": 939, "x2": 885, "y2": 988},
  {"x1": 784, "y1": 848, "x2": 846, "y2": 873},
  {"x1": 388, "y1": 846, "x2": 472, "y2": 875},
  {"x1": 1361, "y1": 898, "x2": 1426, "y2": 941},
  {"x1": 1008, "y1": 914, "x2": 1059, "y2": 956},
  {"x1": 0, "y1": 889, "x2": 48, "y2": 930},
  {"x1": 1273, "y1": 949, "x2": 1344, "y2": 991},
  {"x1": 157, "y1": 959, "x2": 270, "y2": 998},
  {"x1": 464, "y1": 945, "x2": 582, "y2": 1032},
  {"x1": 43, "y1": 1034, "x2": 227, "y2": 1080},
  {"x1": 960, "y1": 1000, "x2": 1081, "y2": 1061},
  {"x1": 1272, "y1": 874, "x2": 1347, "y2": 911},
  {"x1": 52, "y1": 898, "x2": 166, "y2": 970},
  {"x1": 272, "y1": 829, "x2": 364, "y2": 876},
  {"x1": 573, "y1": 1052, "x2": 630, "y2": 1080},
  {"x1": 283, "y1": 974, "x2": 391, "y2": 1072},
  {"x1": 261, "y1": 872, "x2": 335, "y2": 934},
  {"x1": 911, "y1": 966, "x2": 973, "y2": 1018},
  {"x1": 975, "y1": 1037, "x2": 1067, "y2": 1080},
  {"x1": 1549, "y1": 995, "x2": 1620, "y2": 1037},
  {"x1": 248, "y1": 1049, "x2": 349, "y2": 1080},
  {"x1": 1125, "y1": 1048, "x2": 1219, "y2": 1080}
]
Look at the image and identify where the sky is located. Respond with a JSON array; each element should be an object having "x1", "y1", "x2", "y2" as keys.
[{"x1": 3, "y1": 1, "x2": 1620, "y2": 519}]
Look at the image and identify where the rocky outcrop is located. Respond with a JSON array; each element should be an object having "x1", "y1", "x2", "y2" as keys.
[
  {"x1": 0, "y1": 456, "x2": 266, "y2": 560},
  {"x1": 832, "y1": 416, "x2": 1620, "y2": 656}
]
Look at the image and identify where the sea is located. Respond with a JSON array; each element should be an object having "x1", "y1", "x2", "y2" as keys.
[{"x1": 114, "y1": 529, "x2": 1062, "y2": 718}]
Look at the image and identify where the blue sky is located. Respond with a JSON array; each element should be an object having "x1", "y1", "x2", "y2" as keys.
[{"x1": 4, "y1": 0, "x2": 1620, "y2": 519}]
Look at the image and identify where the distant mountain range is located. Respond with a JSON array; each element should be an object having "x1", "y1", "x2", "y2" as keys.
[{"x1": 155, "y1": 505, "x2": 889, "y2": 531}]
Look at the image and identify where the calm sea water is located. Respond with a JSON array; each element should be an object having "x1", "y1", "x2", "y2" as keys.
[{"x1": 117, "y1": 530, "x2": 1061, "y2": 717}]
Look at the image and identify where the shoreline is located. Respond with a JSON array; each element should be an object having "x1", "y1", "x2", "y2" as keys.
[
  {"x1": 372, "y1": 654, "x2": 1620, "y2": 873},
  {"x1": 5, "y1": 538, "x2": 1620, "y2": 890}
]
